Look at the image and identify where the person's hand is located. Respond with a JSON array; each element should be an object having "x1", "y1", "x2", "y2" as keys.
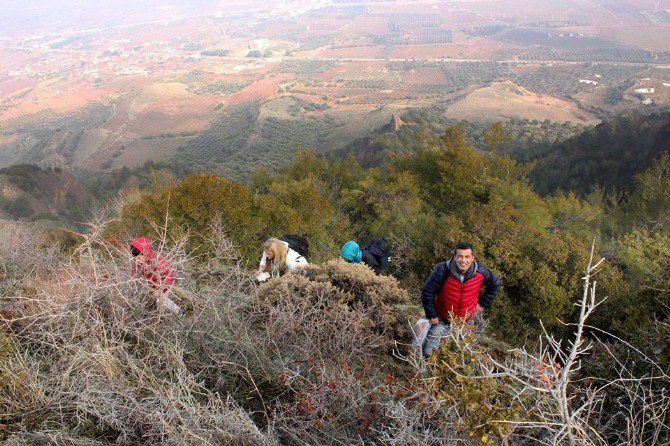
[
  {"x1": 475, "y1": 304, "x2": 484, "y2": 315},
  {"x1": 429, "y1": 317, "x2": 439, "y2": 325}
]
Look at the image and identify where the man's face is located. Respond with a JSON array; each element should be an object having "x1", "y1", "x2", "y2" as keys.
[{"x1": 454, "y1": 248, "x2": 474, "y2": 273}]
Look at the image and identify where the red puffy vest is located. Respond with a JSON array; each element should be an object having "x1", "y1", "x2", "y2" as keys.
[{"x1": 435, "y1": 272, "x2": 484, "y2": 321}]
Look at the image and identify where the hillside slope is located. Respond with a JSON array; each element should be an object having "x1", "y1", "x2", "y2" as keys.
[
  {"x1": 0, "y1": 164, "x2": 92, "y2": 221},
  {"x1": 528, "y1": 111, "x2": 670, "y2": 195},
  {"x1": 444, "y1": 80, "x2": 600, "y2": 124}
]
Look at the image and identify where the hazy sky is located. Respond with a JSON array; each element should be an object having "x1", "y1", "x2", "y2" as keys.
[{"x1": 0, "y1": 0, "x2": 269, "y2": 36}]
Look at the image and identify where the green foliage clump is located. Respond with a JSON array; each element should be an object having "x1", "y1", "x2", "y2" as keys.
[
  {"x1": 272, "y1": 59, "x2": 335, "y2": 74},
  {"x1": 529, "y1": 111, "x2": 670, "y2": 196},
  {"x1": 190, "y1": 79, "x2": 249, "y2": 95},
  {"x1": 428, "y1": 332, "x2": 538, "y2": 443},
  {"x1": 113, "y1": 173, "x2": 260, "y2": 259},
  {"x1": 111, "y1": 170, "x2": 348, "y2": 265},
  {"x1": 172, "y1": 101, "x2": 261, "y2": 174}
]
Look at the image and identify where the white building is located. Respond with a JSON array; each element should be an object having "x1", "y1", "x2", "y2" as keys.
[
  {"x1": 579, "y1": 79, "x2": 598, "y2": 85},
  {"x1": 634, "y1": 88, "x2": 655, "y2": 94}
]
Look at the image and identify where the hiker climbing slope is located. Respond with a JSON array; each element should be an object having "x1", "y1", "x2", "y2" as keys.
[
  {"x1": 257, "y1": 236, "x2": 308, "y2": 281},
  {"x1": 420, "y1": 242, "x2": 501, "y2": 358},
  {"x1": 130, "y1": 237, "x2": 181, "y2": 315},
  {"x1": 340, "y1": 238, "x2": 391, "y2": 275}
]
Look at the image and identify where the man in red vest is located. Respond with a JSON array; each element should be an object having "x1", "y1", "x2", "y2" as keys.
[{"x1": 420, "y1": 242, "x2": 501, "y2": 357}]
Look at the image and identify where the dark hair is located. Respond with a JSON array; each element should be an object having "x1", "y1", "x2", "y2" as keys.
[
  {"x1": 130, "y1": 246, "x2": 141, "y2": 257},
  {"x1": 454, "y1": 242, "x2": 474, "y2": 254}
]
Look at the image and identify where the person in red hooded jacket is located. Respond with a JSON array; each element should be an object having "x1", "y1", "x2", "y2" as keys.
[{"x1": 130, "y1": 237, "x2": 181, "y2": 315}]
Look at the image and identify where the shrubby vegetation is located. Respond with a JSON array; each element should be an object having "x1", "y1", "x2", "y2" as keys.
[
  {"x1": 272, "y1": 60, "x2": 335, "y2": 74},
  {"x1": 1, "y1": 116, "x2": 669, "y2": 443},
  {"x1": 514, "y1": 63, "x2": 647, "y2": 98},
  {"x1": 83, "y1": 161, "x2": 189, "y2": 201},
  {"x1": 528, "y1": 111, "x2": 670, "y2": 195},
  {"x1": 462, "y1": 24, "x2": 507, "y2": 37},
  {"x1": 200, "y1": 49, "x2": 229, "y2": 57},
  {"x1": 338, "y1": 108, "x2": 587, "y2": 167},
  {"x1": 520, "y1": 47, "x2": 670, "y2": 64},
  {"x1": 171, "y1": 101, "x2": 341, "y2": 180},
  {"x1": 190, "y1": 79, "x2": 249, "y2": 95},
  {"x1": 122, "y1": 123, "x2": 667, "y2": 349},
  {"x1": 172, "y1": 101, "x2": 261, "y2": 174},
  {"x1": 335, "y1": 71, "x2": 402, "y2": 89},
  {"x1": 388, "y1": 61, "x2": 511, "y2": 93},
  {"x1": 375, "y1": 29, "x2": 453, "y2": 45}
]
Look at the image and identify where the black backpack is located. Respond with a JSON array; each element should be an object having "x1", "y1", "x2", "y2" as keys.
[
  {"x1": 363, "y1": 238, "x2": 391, "y2": 271},
  {"x1": 280, "y1": 234, "x2": 309, "y2": 259}
]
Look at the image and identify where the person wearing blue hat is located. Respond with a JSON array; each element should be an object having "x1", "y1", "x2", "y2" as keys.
[
  {"x1": 341, "y1": 240, "x2": 363, "y2": 263},
  {"x1": 340, "y1": 240, "x2": 384, "y2": 274}
]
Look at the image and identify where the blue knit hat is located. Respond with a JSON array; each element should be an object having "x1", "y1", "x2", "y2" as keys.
[{"x1": 341, "y1": 240, "x2": 363, "y2": 263}]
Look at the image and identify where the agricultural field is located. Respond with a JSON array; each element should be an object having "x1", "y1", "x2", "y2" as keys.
[
  {"x1": 2, "y1": 0, "x2": 670, "y2": 179},
  {"x1": 640, "y1": 10, "x2": 670, "y2": 23},
  {"x1": 519, "y1": 47, "x2": 670, "y2": 63},
  {"x1": 334, "y1": 71, "x2": 402, "y2": 89},
  {"x1": 107, "y1": 136, "x2": 193, "y2": 170},
  {"x1": 272, "y1": 60, "x2": 335, "y2": 75},
  {"x1": 400, "y1": 67, "x2": 450, "y2": 93},
  {"x1": 513, "y1": 63, "x2": 649, "y2": 98},
  {"x1": 0, "y1": 109, "x2": 60, "y2": 134},
  {"x1": 599, "y1": 27, "x2": 670, "y2": 51}
]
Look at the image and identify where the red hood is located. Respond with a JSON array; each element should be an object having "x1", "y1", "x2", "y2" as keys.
[{"x1": 130, "y1": 237, "x2": 154, "y2": 259}]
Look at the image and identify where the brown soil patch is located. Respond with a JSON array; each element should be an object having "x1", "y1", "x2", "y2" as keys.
[
  {"x1": 127, "y1": 82, "x2": 193, "y2": 116},
  {"x1": 337, "y1": 16, "x2": 389, "y2": 35},
  {"x1": 444, "y1": 80, "x2": 600, "y2": 124},
  {"x1": 402, "y1": 67, "x2": 449, "y2": 85},
  {"x1": 459, "y1": 38, "x2": 506, "y2": 59},
  {"x1": 227, "y1": 76, "x2": 281, "y2": 104},
  {"x1": 109, "y1": 136, "x2": 192, "y2": 169},
  {"x1": 599, "y1": 27, "x2": 670, "y2": 51},
  {"x1": 326, "y1": 60, "x2": 387, "y2": 75},
  {"x1": 127, "y1": 96, "x2": 221, "y2": 136},
  {"x1": 0, "y1": 83, "x2": 109, "y2": 121},
  {"x1": 441, "y1": 10, "x2": 489, "y2": 27},
  {"x1": 0, "y1": 78, "x2": 38, "y2": 97}
]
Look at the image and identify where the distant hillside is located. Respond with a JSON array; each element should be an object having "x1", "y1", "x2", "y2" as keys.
[
  {"x1": 0, "y1": 164, "x2": 92, "y2": 222},
  {"x1": 443, "y1": 80, "x2": 599, "y2": 124},
  {"x1": 170, "y1": 98, "x2": 394, "y2": 180},
  {"x1": 527, "y1": 111, "x2": 670, "y2": 195},
  {"x1": 335, "y1": 109, "x2": 589, "y2": 168}
]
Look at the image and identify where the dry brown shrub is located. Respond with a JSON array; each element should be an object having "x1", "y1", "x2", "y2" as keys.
[
  {"x1": 0, "y1": 218, "x2": 461, "y2": 446},
  {"x1": 255, "y1": 260, "x2": 412, "y2": 352},
  {"x1": 249, "y1": 261, "x2": 431, "y2": 444},
  {"x1": 0, "y1": 218, "x2": 278, "y2": 445},
  {"x1": 0, "y1": 220, "x2": 61, "y2": 299}
]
